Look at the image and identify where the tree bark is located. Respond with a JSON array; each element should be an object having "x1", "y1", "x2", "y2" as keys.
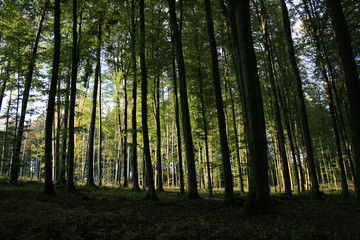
[
  {"x1": 43, "y1": 0, "x2": 61, "y2": 195},
  {"x1": 229, "y1": 0, "x2": 272, "y2": 213},
  {"x1": 67, "y1": 0, "x2": 79, "y2": 193},
  {"x1": 204, "y1": 0, "x2": 234, "y2": 201},
  {"x1": 168, "y1": 0, "x2": 199, "y2": 200},
  {"x1": 86, "y1": 14, "x2": 103, "y2": 187},
  {"x1": 326, "y1": 0, "x2": 360, "y2": 206},
  {"x1": 130, "y1": 0, "x2": 140, "y2": 192},
  {"x1": 280, "y1": 0, "x2": 321, "y2": 199},
  {"x1": 139, "y1": 0, "x2": 158, "y2": 200},
  {"x1": 171, "y1": 35, "x2": 185, "y2": 195},
  {"x1": 10, "y1": 0, "x2": 48, "y2": 184}
]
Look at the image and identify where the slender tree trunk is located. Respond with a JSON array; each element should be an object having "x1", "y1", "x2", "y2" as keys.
[
  {"x1": 98, "y1": 76, "x2": 103, "y2": 186},
  {"x1": 171, "y1": 36, "x2": 185, "y2": 196},
  {"x1": 87, "y1": 15, "x2": 102, "y2": 187},
  {"x1": 204, "y1": 0, "x2": 234, "y2": 201},
  {"x1": 154, "y1": 74, "x2": 164, "y2": 191},
  {"x1": 229, "y1": 0, "x2": 272, "y2": 213},
  {"x1": 10, "y1": 0, "x2": 48, "y2": 184},
  {"x1": 302, "y1": 0, "x2": 349, "y2": 199},
  {"x1": 130, "y1": 0, "x2": 140, "y2": 192},
  {"x1": 139, "y1": 0, "x2": 157, "y2": 201},
  {"x1": 168, "y1": 0, "x2": 199, "y2": 200},
  {"x1": 67, "y1": 0, "x2": 79, "y2": 193},
  {"x1": 122, "y1": 74, "x2": 129, "y2": 188},
  {"x1": 57, "y1": 74, "x2": 70, "y2": 184},
  {"x1": 43, "y1": 0, "x2": 61, "y2": 195},
  {"x1": 280, "y1": 0, "x2": 321, "y2": 199},
  {"x1": 326, "y1": 0, "x2": 360, "y2": 206},
  {"x1": 227, "y1": 83, "x2": 244, "y2": 193},
  {"x1": 256, "y1": 0, "x2": 292, "y2": 195}
]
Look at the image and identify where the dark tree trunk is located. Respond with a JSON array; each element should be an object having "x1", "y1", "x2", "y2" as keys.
[
  {"x1": 280, "y1": 0, "x2": 321, "y2": 199},
  {"x1": 204, "y1": 0, "x2": 234, "y2": 201},
  {"x1": 168, "y1": 0, "x2": 199, "y2": 200},
  {"x1": 10, "y1": 0, "x2": 48, "y2": 184},
  {"x1": 171, "y1": 36, "x2": 185, "y2": 195},
  {"x1": 122, "y1": 74, "x2": 128, "y2": 188},
  {"x1": 256, "y1": 0, "x2": 292, "y2": 195},
  {"x1": 139, "y1": 0, "x2": 158, "y2": 201},
  {"x1": 43, "y1": 0, "x2": 61, "y2": 195},
  {"x1": 154, "y1": 74, "x2": 164, "y2": 192},
  {"x1": 130, "y1": 0, "x2": 140, "y2": 192},
  {"x1": 227, "y1": 83, "x2": 244, "y2": 193},
  {"x1": 228, "y1": 0, "x2": 272, "y2": 213},
  {"x1": 326, "y1": 0, "x2": 360, "y2": 206},
  {"x1": 98, "y1": 77, "x2": 103, "y2": 186},
  {"x1": 67, "y1": 0, "x2": 79, "y2": 193},
  {"x1": 57, "y1": 74, "x2": 70, "y2": 185},
  {"x1": 87, "y1": 15, "x2": 103, "y2": 187},
  {"x1": 303, "y1": 0, "x2": 349, "y2": 199}
]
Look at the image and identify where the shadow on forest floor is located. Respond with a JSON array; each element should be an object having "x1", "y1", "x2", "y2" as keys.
[{"x1": 0, "y1": 179, "x2": 359, "y2": 240}]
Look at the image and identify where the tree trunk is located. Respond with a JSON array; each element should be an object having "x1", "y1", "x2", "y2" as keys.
[
  {"x1": 67, "y1": 0, "x2": 79, "y2": 193},
  {"x1": 229, "y1": 0, "x2": 272, "y2": 213},
  {"x1": 168, "y1": 0, "x2": 199, "y2": 200},
  {"x1": 130, "y1": 0, "x2": 140, "y2": 192},
  {"x1": 171, "y1": 36, "x2": 185, "y2": 195},
  {"x1": 98, "y1": 76, "x2": 103, "y2": 186},
  {"x1": 122, "y1": 73, "x2": 129, "y2": 188},
  {"x1": 326, "y1": 0, "x2": 360, "y2": 206},
  {"x1": 256, "y1": 0, "x2": 292, "y2": 195},
  {"x1": 139, "y1": 0, "x2": 158, "y2": 201},
  {"x1": 204, "y1": 0, "x2": 234, "y2": 201},
  {"x1": 280, "y1": 0, "x2": 321, "y2": 199},
  {"x1": 43, "y1": 0, "x2": 61, "y2": 195},
  {"x1": 10, "y1": 0, "x2": 48, "y2": 184},
  {"x1": 87, "y1": 15, "x2": 102, "y2": 187},
  {"x1": 154, "y1": 73, "x2": 164, "y2": 192}
]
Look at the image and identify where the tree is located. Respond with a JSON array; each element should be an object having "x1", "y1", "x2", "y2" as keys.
[
  {"x1": 168, "y1": 0, "x2": 199, "y2": 200},
  {"x1": 203, "y1": 0, "x2": 234, "y2": 201},
  {"x1": 139, "y1": 0, "x2": 157, "y2": 201},
  {"x1": 130, "y1": 0, "x2": 140, "y2": 192},
  {"x1": 255, "y1": 0, "x2": 292, "y2": 195},
  {"x1": 326, "y1": 0, "x2": 360, "y2": 206},
  {"x1": 10, "y1": 0, "x2": 49, "y2": 184},
  {"x1": 280, "y1": 0, "x2": 321, "y2": 199},
  {"x1": 228, "y1": 0, "x2": 272, "y2": 213},
  {"x1": 67, "y1": 0, "x2": 79, "y2": 193},
  {"x1": 43, "y1": 0, "x2": 61, "y2": 195}
]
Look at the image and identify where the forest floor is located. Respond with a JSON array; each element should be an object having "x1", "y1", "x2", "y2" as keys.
[{"x1": 0, "y1": 180, "x2": 359, "y2": 240}]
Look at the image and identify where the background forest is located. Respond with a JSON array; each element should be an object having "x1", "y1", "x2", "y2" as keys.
[{"x1": 0, "y1": 0, "x2": 360, "y2": 216}]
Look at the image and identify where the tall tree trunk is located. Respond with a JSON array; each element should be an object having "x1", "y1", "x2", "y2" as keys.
[
  {"x1": 326, "y1": 0, "x2": 360, "y2": 206},
  {"x1": 154, "y1": 74, "x2": 164, "y2": 191},
  {"x1": 139, "y1": 0, "x2": 157, "y2": 201},
  {"x1": 280, "y1": 0, "x2": 321, "y2": 199},
  {"x1": 256, "y1": 0, "x2": 292, "y2": 195},
  {"x1": 43, "y1": 0, "x2": 61, "y2": 195},
  {"x1": 171, "y1": 36, "x2": 185, "y2": 195},
  {"x1": 227, "y1": 82, "x2": 244, "y2": 193},
  {"x1": 204, "y1": 0, "x2": 234, "y2": 201},
  {"x1": 228, "y1": 0, "x2": 272, "y2": 213},
  {"x1": 87, "y1": 15, "x2": 103, "y2": 187},
  {"x1": 168, "y1": 0, "x2": 199, "y2": 200},
  {"x1": 122, "y1": 74, "x2": 128, "y2": 188},
  {"x1": 98, "y1": 76, "x2": 103, "y2": 186},
  {"x1": 10, "y1": 0, "x2": 48, "y2": 184},
  {"x1": 303, "y1": 0, "x2": 349, "y2": 199},
  {"x1": 57, "y1": 74, "x2": 70, "y2": 184},
  {"x1": 67, "y1": 0, "x2": 79, "y2": 193},
  {"x1": 130, "y1": 0, "x2": 140, "y2": 192}
]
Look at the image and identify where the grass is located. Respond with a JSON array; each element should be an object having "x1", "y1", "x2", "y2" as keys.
[{"x1": 0, "y1": 178, "x2": 359, "y2": 239}]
